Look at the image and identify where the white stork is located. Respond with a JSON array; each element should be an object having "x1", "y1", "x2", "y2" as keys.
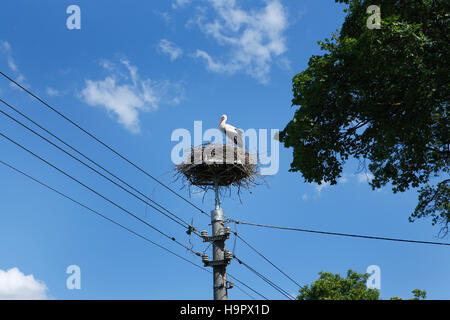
[{"x1": 218, "y1": 114, "x2": 243, "y2": 148}]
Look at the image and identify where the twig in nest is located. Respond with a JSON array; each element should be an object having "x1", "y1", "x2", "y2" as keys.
[{"x1": 174, "y1": 143, "x2": 263, "y2": 200}]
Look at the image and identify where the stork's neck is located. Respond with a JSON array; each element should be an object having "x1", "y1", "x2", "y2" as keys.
[{"x1": 219, "y1": 118, "x2": 227, "y2": 129}]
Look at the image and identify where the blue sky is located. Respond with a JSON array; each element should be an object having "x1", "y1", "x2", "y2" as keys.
[{"x1": 0, "y1": 0, "x2": 448, "y2": 300}]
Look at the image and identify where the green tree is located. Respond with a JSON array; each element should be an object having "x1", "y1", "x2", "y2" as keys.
[
  {"x1": 280, "y1": 0, "x2": 449, "y2": 234},
  {"x1": 390, "y1": 289, "x2": 427, "y2": 300},
  {"x1": 298, "y1": 270, "x2": 380, "y2": 300},
  {"x1": 411, "y1": 289, "x2": 427, "y2": 300},
  {"x1": 298, "y1": 270, "x2": 426, "y2": 300}
]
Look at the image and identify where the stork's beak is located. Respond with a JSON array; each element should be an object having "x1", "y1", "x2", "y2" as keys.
[{"x1": 218, "y1": 118, "x2": 223, "y2": 127}]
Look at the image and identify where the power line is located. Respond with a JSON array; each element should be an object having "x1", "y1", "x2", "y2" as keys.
[
  {"x1": 0, "y1": 97, "x2": 196, "y2": 231},
  {"x1": 233, "y1": 254, "x2": 296, "y2": 300},
  {"x1": 234, "y1": 232, "x2": 302, "y2": 288},
  {"x1": 0, "y1": 130, "x2": 196, "y2": 253},
  {"x1": 0, "y1": 92, "x2": 274, "y2": 301},
  {"x1": 232, "y1": 282, "x2": 257, "y2": 300},
  {"x1": 0, "y1": 73, "x2": 284, "y2": 299},
  {"x1": 6, "y1": 71, "x2": 437, "y2": 297},
  {"x1": 227, "y1": 273, "x2": 267, "y2": 300},
  {"x1": 0, "y1": 158, "x2": 205, "y2": 271},
  {"x1": 1, "y1": 129, "x2": 270, "y2": 299},
  {"x1": 0, "y1": 159, "x2": 261, "y2": 300},
  {"x1": 0, "y1": 100, "x2": 201, "y2": 237},
  {"x1": 0, "y1": 71, "x2": 210, "y2": 218},
  {"x1": 229, "y1": 219, "x2": 450, "y2": 246}
]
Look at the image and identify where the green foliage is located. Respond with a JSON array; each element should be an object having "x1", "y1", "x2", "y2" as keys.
[
  {"x1": 297, "y1": 270, "x2": 380, "y2": 300},
  {"x1": 280, "y1": 0, "x2": 449, "y2": 233},
  {"x1": 410, "y1": 179, "x2": 450, "y2": 236},
  {"x1": 411, "y1": 289, "x2": 427, "y2": 300},
  {"x1": 389, "y1": 289, "x2": 427, "y2": 300},
  {"x1": 298, "y1": 269, "x2": 427, "y2": 300}
]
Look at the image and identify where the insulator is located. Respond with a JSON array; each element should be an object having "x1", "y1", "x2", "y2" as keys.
[
  {"x1": 202, "y1": 253, "x2": 209, "y2": 263},
  {"x1": 201, "y1": 230, "x2": 208, "y2": 237},
  {"x1": 225, "y1": 250, "x2": 233, "y2": 260}
]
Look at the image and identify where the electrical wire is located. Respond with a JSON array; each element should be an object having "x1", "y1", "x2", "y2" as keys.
[
  {"x1": 0, "y1": 91, "x2": 273, "y2": 300},
  {"x1": 232, "y1": 282, "x2": 257, "y2": 300},
  {"x1": 0, "y1": 71, "x2": 210, "y2": 218},
  {"x1": 234, "y1": 232, "x2": 302, "y2": 288},
  {"x1": 0, "y1": 97, "x2": 198, "y2": 231},
  {"x1": 229, "y1": 219, "x2": 450, "y2": 246},
  {"x1": 0, "y1": 159, "x2": 205, "y2": 271},
  {"x1": 233, "y1": 254, "x2": 296, "y2": 300},
  {"x1": 227, "y1": 272, "x2": 268, "y2": 300},
  {"x1": 0, "y1": 100, "x2": 201, "y2": 237},
  {"x1": 232, "y1": 223, "x2": 238, "y2": 256},
  {"x1": 0, "y1": 74, "x2": 300, "y2": 300},
  {"x1": 0, "y1": 73, "x2": 300, "y2": 299},
  {"x1": 5, "y1": 72, "x2": 438, "y2": 298},
  {"x1": 0, "y1": 159, "x2": 261, "y2": 300},
  {"x1": 0, "y1": 130, "x2": 197, "y2": 253},
  {"x1": 0, "y1": 130, "x2": 270, "y2": 299}
]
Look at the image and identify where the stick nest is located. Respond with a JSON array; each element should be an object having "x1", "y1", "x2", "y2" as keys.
[{"x1": 175, "y1": 144, "x2": 262, "y2": 196}]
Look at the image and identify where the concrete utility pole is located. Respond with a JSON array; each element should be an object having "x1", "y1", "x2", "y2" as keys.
[
  {"x1": 177, "y1": 144, "x2": 259, "y2": 300},
  {"x1": 201, "y1": 182, "x2": 233, "y2": 300}
]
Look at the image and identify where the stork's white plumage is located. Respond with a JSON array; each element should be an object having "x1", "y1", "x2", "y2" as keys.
[{"x1": 218, "y1": 114, "x2": 243, "y2": 148}]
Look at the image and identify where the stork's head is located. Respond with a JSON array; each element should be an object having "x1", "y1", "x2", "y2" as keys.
[{"x1": 218, "y1": 114, "x2": 227, "y2": 127}]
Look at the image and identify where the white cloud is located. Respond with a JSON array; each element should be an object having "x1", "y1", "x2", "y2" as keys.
[
  {"x1": 0, "y1": 40, "x2": 27, "y2": 85},
  {"x1": 0, "y1": 267, "x2": 48, "y2": 300},
  {"x1": 298, "y1": 180, "x2": 331, "y2": 200},
  {"x1": 7, "y1": 57, "x2": 17, "y2": 72},
  {"x1": 195, "y1": 49, "x2": 238, "y2": 73},
  {"x1": 190, "y1": 0, "x2": 289, "y2": 83},
  {"x1": 338, "y1": 174, "x2": 348, "y2": 184},
  {"x1": 302, "y1": 172, "x2": 374, "y2": 200},
  {"x1": 80, "y1": 58, "x2": 184, "y2": 133},
  {"x1": 172, "y1": 0, "x2": 192, "y2": 9},
  {"x1": 314, "y1": 180, "x2": 330, "y2": 195},
  {"x1": 46, "y1": 87, "x2": 59, "y2": 97},
  {"x1": 157, "y1": 11, "x2": 172, "y2": 25},
  {"x1": 356, "y1": 172, "x2": 374, "y2": 183},
  {"x1": 120, "y1": 58, "x2": 139, "y2": 85},
  {"x1": 158, "y1": 39, "x2": 183, "y2": 61}
]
